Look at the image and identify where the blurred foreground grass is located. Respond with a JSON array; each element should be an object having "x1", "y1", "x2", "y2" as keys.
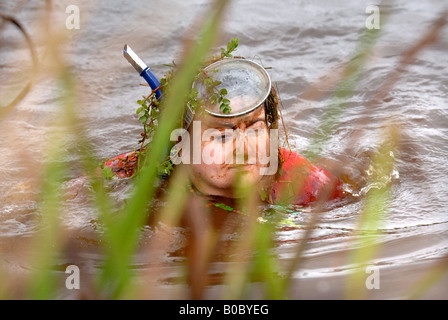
[{"x1": 0, "y1": 1, "x2": 446, "y2": 300}]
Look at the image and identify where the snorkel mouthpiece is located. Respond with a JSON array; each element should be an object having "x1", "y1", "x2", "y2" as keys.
[{"x1": 123, "y1": 44, "x2": 162, "y2": 100}]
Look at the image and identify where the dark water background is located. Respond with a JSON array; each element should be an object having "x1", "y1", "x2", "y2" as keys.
[{"x1": 0, "y1": 0, "x2": 447, "y2": 299}]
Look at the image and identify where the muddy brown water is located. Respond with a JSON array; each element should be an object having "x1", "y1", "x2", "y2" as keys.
[{"x1": 0, "y1": 0, "x2": 447, "y2": 299}]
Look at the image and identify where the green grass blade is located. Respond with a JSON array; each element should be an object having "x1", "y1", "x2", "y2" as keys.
[{"x1": 97, "y1": 0, "x2": 229, "y2": 299}]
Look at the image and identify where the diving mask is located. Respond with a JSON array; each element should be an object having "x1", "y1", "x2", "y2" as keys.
[{"x1": 192, "y1": 59, "x2": 271, "y2": 118}]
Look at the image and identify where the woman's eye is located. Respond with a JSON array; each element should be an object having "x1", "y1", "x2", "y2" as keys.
[
  {"x1": 249, "y1": 120, "x2": 267, "y2": 130},
  {"x1": 215, "y1": 133, "x2": 232, "y2": 142}
]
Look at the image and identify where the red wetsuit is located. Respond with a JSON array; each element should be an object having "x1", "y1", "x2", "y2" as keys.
[
  {"x1": 272, "y1": 148, "x2": 343, "y2": 205},
  {"x1": 103, "y1": 147, "x2": 343, "y2": 205},
  {"x1": 103, "y1": 150, "x2": 139, "y2": 178}
]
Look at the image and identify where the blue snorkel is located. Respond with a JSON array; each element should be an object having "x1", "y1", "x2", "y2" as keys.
[
  {"x1": 123, "y1": 44, "x2": 194, "y2": 130},
  {"x1": 123, "y1": 44, "x2": 162, "y2": 100},
  {"x1": 123, "y1": 44, "x2": 195, "y2": 167}
]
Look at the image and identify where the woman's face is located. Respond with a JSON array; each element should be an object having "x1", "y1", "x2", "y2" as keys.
[{"x1": 187, "y1": 106, "x2": 272, "y2": 198}]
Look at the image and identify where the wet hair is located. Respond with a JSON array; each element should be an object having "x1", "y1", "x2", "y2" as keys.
[
  {"x1": 263, "y1": 85, "x2": 283, "y2": 197},
  {"x1": 265, "y1": 86, "x2": 280, "y2": 130}
]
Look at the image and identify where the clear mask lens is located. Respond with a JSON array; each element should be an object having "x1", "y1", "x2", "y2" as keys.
[{"x1": 193, "y1": 59, "x2": 271, "y2": 118}]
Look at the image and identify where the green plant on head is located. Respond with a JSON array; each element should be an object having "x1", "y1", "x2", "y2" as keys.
[{"x1": 221, "y1": 38, "x2": 239, "y2": 58}]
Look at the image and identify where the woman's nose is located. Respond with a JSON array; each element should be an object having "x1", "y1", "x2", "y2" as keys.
[{"x1": 232, "y1": 129, "x2": 251, "y2": 163}]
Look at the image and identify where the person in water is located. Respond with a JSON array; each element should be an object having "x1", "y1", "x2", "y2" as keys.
[{"x1": 104, "y1": 57, "x2": 343, "y2": 206}]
